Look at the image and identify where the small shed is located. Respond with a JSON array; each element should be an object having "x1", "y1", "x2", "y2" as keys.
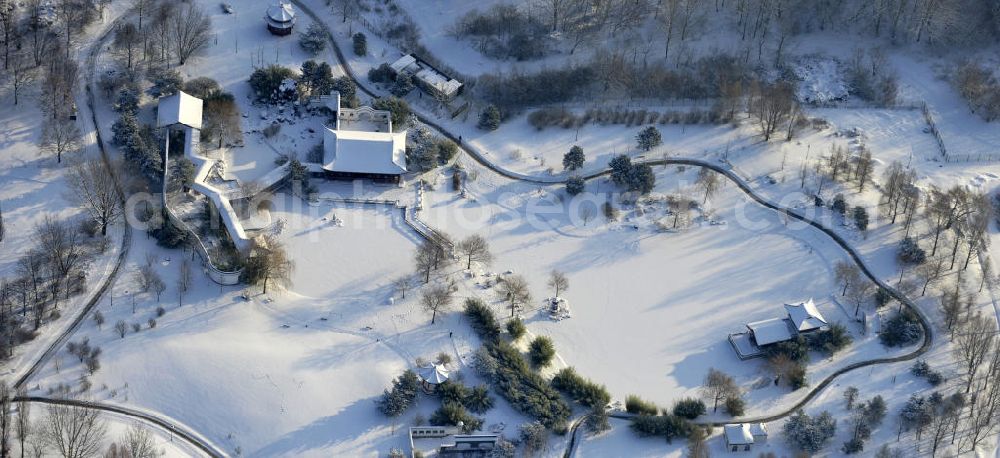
[
  {"x1": 723, "y1": 424, "x2": 754, "y2": 452},
  {"x1": 265, "y1": 1, "x2": 295, "y2": 36}
]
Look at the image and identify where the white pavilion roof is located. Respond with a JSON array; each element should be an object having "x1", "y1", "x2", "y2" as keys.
[
  {"x1": 785, "y1": 299, "x2": 828, "y2": 332},
  {"x1": 418, "y1": 364, "x2": 450, "y2": 385},
  {"x1": 266, "y1": 1, "x2": 295, "y2": 22}
]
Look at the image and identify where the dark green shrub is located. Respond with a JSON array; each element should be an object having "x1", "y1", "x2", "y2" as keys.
[
  {"x1": 506, "y1": 317, "x2": 526, "y2": 339},
  {"x1": 429, "y1": 402, "x2": 483, "y2": 433},
  {"x1": 671, "y1": 398, "x2": 706, "y2": 420},
  {"x1": 629, "y1": 414, "x2": 692, "y2": 443},
  {"x1": 625, "y1": 394, "x2": 658, "y2": 416},
  {"x1": 529, "y1": 336, "x2": 556, "y2": 367},
  {"x1": 724, "y1": 396, "x2": 745, "y2": 416},
  {"x1": 879, "y1": 310, "x2": 923, "y2": 347},
  {"x1": 550, "y1": 367, "x2": 610, "y2": 409},
  {"x1": 377, "y1": 369, "x2": 420, "y2": 417},
  {"x1": 465, "y1": 299, "x2": 501, "y2": 342}
]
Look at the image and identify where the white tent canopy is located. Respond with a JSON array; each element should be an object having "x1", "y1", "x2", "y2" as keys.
[{"x1": 418, "y1": 364, "x2": 450, "y2": 385}]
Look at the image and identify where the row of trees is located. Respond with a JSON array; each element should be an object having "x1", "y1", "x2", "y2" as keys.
[
  {"x1": 111, "y1": 0, "x2": 211, "y2": 67},
  {"x1": 0, "y1": 383, "x2": 160, "y2": 458}
]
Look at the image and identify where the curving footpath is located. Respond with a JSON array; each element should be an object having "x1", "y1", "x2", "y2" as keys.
[{"x1": 295, "y1": 3, "x2": 934, "y2": 453}]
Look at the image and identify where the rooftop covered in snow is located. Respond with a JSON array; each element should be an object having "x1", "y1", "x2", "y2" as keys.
[
  {"x1": 746, "y1": 317, "x2": 795, "y2": 346},
  {"x1": 322, "y1": 127, "x2": 407, "y2": 176},
  {"x1": 156, "y1": 91, "x2": 203, "y2": 130},
  {"x1": 784, "y1": 299, "x2": 827, "y2": 332}
]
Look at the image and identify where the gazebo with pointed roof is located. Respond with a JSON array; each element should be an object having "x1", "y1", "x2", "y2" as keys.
[{"x1": 265, "y1": 1, "x2": 296, "y2": 36}]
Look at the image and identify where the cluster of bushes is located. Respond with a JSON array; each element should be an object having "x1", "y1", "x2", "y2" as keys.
[
  {"x1": 807, "y1": 323, "x2": 853, "y2": 354},
  {"x1": 671, "y1": 398, "x2": 706, "y2": 420},
  {"x1": 452, "y1": 5, "x2": 550, "y2": 61},
  {"x1": 911, "y1": 360, "x2": 945, "y2": 386},
  {"x1": 842, "y1": 395, "x2": 887, "y2": 454},
  {"x1": 430, "y1": 402, "x2": 483, "y2": 433},
  {"x1": 464, "y1": 298, "x2": 502, "y2": 342},
  {"x1": 625, "y1": 394, "x2": 659, "y2": 416},
  {"x1": 629, "y1": 413, "x2": 692, "y2": 444},
  {"x1": 784, "y1": 410, "x2": 837, "y2": 453},
  {"x1": 609, "y1": 155, "x2": 655, "y2": 195},
  {"x1": 527, "y1": 106, "x2": 730, "y2": 131},
  {"x1": 954, "y1": 61, "x2": 1000, "y2": 122},
  {"x1": 436, "y1": 380, "x2": 495, "y2": 414},
  {"x1": 473, "y1": 341, "x2": 571, "y2": 430},
  {"x1": 550, "y1": 367, "x2": 611, "y2": 409},
  {"x1": 879, "y1": 309, "x2": 924, "y2": 347},
  {"x1": 66, "y1": 337, "x2": 102, "y2": 374},
  {"x1": 847, "y1": 48, "x2": 898, "y2": 106},
  {"x1": 377, "y1": 369, "x2": 420, "y2": 417},
  {"x1": 898, "y1": 236, "x2": 927, "y2": 265},
  {"x1": 248, "y1": 61, "x2": 354, "y2": 106},
  {"x1": 372, "y1": 97, "x2": 412, "y2": 132},
  {"x1": 407, "y1": 127, "x2": 457, "y2": 171}
]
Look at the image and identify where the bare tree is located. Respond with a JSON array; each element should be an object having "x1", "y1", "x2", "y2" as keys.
[
  {"x1": 0, "y1": 381, "x2": 10, "y2": 458},
  {"x1": 834, "y1": 261, "x2": 860, "y2": 296},
  {"x1": 40, "y1": 118, "x2": 81, "y2": 164},
  {"x1": 39, "y1": 55, "x2": 79, "y2": 120},
  {"x1": 6, "y1": 49, "x2": 36, "y2": 106},
  {"x1": 15, "y1": 387, "x2": 29, "y2": 458},
  {"x1": 414, "y1": 244, "x2": 435, "y2": 284},
  {"x1": 547, "y1": 270, "x2": 569, "y2": 297},
  {"x1": 457, "y1": 235, "x2": 492, "y2": 270},
  {"x1": 34, "y1": 216, "x2": 83, "y2": 304},
  {"x1": 497, "y1": 274, "x2": 531, "y2": 317},
  {"x1": 420, "y1": 284, "x2": 453, "y2": 324},
  {"x1": 747, "y1": 80, "x2": 794, "y2": 141},
  {"x1": 176, "y1": 259, "x2": 192, "y2": 306},
  {"x1": 244, "y1": 235, "x2": 294, "y2": 294},
  {"x1": 115, "y1": 320, "x2": 127, "y2": 338},
  {"x1": 954, "y1": 314, "x2": 997, "y2": 393},
  {"x1": 845, "y1": 279, "x2": 874, "y2": 318},
  {"x1": 701, "y1": 367, "x2": 739, "y2": 413},
  {"x1": 112, "y1": 22, "x2": 141, "y2": 69},
  {"x1": 41, "y1": 404, "x2": 107, "y2": 458},
  {"x1": 170, "y1": 2, "x2": 211, "y2": 65},
  {"x1": 116, "y1": 423, "x2": 157, "y2": 458},
  {"x1": 393, "y1": 276, "x2": 411, "y2": 299},
  {"x1": 66, "y1": 159, "x2": 122, "y2": 236},
  {"x1": 696, "y1": 168, "x2": 720, "y2": 204},
  {"x1": 203, "y1": 93, "x2": 242, "y2": 149},
  {"x1": 916, "y1": 256, "x2": 947, "y2": 296}
]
